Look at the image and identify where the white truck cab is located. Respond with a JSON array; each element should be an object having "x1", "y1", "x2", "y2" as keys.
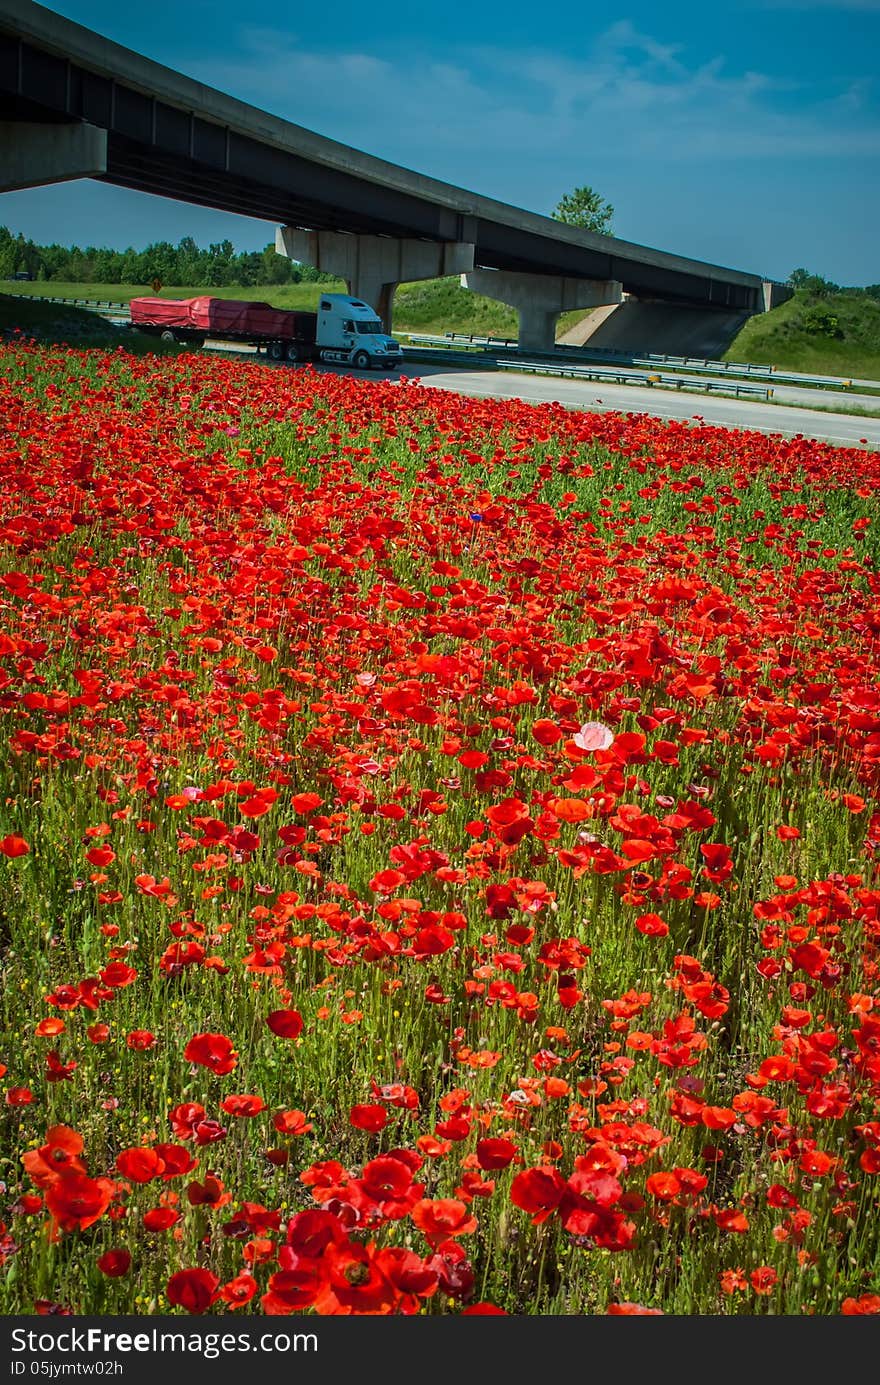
[{"x1": 316, "y1": 294, "x2": 402, "y2": 369}]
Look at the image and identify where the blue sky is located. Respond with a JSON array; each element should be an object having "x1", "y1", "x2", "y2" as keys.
[{"x1": 4, "y1": 0, "x2": 879, "y2": 284}]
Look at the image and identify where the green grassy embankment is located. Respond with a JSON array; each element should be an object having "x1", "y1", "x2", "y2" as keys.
[
  {"x1": 725, "y1": 290, "x2": 880, "y2": 379},
  {"x1": 5, "y1": 277, "x2": 520, "y2": 339},
  {"x1": 0, "y1": 293, "x2": 177, "y2": 353}
]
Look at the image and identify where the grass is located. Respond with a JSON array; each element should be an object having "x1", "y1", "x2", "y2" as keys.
[
  {"x1": 4, "y1": 279, "x2": 347, "y2": 310},
  {"x1": 0, "y1": 293, "x2": 178, "y2": 353},
  {"x1": 6, "y1": 277, "x2": 520, "y2": 338},
  {"x1": 726, "y1": 290, "x2": 880, "y2": 379}
]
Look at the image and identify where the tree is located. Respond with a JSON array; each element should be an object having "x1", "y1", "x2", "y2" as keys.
[
  {"x1": 788, "y1": 268, "x2": 839, "y2": 297},
  {"x1": 552, "y1": 185, "x2": 614, "y2": 235}
]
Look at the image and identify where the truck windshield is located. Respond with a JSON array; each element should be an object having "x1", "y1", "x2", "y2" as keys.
[{"x1": 355, "y1": 320, "x2": 383, "y2": 334}]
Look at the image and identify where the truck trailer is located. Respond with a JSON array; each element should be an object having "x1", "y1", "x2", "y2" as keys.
[{"x1": 129, "y1": 293, "x2": 403, "y2": 369}]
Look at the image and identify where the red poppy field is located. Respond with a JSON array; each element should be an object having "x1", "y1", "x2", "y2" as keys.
[{"x1": 0, "y1": 339, "x2": 878, "y2": 1317}]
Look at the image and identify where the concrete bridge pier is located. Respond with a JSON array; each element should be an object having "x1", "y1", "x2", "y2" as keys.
[
  {"x1": 276, "y1": 228, "x2": 474, "y2": 335},
  {"x1": 462, "y1": 269, "x2": 623, "y2": 351},
  {"x1": 762, "y1": 280, "x2": 792, "y2": 311},
  {"x1": 0, "y1": 121, "x2": 107, "y2": 193}
]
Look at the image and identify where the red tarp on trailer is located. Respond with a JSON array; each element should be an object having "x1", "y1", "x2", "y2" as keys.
[{"x1": 130, "y1": 297, "x2": 315, "y2": 340}]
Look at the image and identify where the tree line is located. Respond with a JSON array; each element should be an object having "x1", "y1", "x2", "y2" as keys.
[
  {"x1": 2, "y1": 220, "x2": 877, "y2": 301},
  {"x1": 0, "y1": 227, "x2": 335, "y2": 287},
  {"x1": 787, "y1": 268, "x2": 880, "y2": 300}
]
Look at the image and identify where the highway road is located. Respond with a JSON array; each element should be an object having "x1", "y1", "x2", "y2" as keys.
[{"x1": 392, "y1": 360, "x2": 880, "y2": 449}]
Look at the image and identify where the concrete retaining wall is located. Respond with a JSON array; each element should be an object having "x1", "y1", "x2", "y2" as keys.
[{"x1": 558, "y1": 302, "x2": 754, "y2": 358}]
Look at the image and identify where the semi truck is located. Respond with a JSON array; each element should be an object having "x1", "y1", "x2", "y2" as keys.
[{"x1": 129, "y1": 292, "x2": 403, "y2": 369}]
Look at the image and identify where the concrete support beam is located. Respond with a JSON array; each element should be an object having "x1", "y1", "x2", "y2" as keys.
[
  {"x1": 463, "y1": 269, "x2": 623, "y2": 351},
  {"x1": 276, "y1": 227, "x2": 474, "y2": 333},
  {"x1": 0, "y1": 121, "x2": 107, "y2": 193},
  {"x1": 761, "y1": 280, "x2": 793, "y2": 312}
]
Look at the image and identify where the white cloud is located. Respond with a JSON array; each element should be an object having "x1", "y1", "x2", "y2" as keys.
[{"x1": 172, "y1": 21, "x2": 879, "y2": 204}]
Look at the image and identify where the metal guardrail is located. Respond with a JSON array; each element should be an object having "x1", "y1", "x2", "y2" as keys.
[
  {"x1": 7, "y1": 292, "x2": 123, "y2": 309},
  {"x1": 404, "y1": 338, "x2": 772, "y2": 398},
  {"x1": 406, "y1": 332, "x2": 515, "y2": 351},
  {"x1": 401, "y1": 347, "x2": 773, "y2": 399},
  {"x1": 575, "y1": 350, "x2": 855, "y2": 390},
  {"x1": 493, "y1": 359, "x2": 773, "y2": 400},
  {"x1": 412, "y1": 331, "x2": 871, "y2": 392}
]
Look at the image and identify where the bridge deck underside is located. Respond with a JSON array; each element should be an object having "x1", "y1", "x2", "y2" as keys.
[{"x1": 0, "y1": 32, "x2": 758, "y2": 309}]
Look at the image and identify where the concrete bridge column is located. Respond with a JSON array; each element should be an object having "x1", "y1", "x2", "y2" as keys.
[
  {"x1": 276, "y1": 228, "x2": 475, "y2": 335},
  {"x1": 462, "y1": 269, "x2": 623, "y2": 351},
  {"x1": 0, "y1": 122, "x2": 107, "y2": 193},
  {"x1": 761, "y1": 280, "x2": 793, "y2": 312}
]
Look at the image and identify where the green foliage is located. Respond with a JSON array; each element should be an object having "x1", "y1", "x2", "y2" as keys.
[
  {"x1": 787, "y1": 268, "x2": 839, "y2": 298},
  {"x1": 394, "y1": 278, "x2": 517, "y2": 336},
  {"x1": 0, "y1": 226, "x2": 338, "y2": 289},
  {"x1": 551, "y1": 185, "x2": 614, "y2": 234},
  {"x1": 726, "y1": 287, "x2": 880, "y2": 378},
  {"x1": 788, "y1": 268, "x2": 880, "y2": 301},
  {"x1": 800, "y1": 306, "x2": 843, "y2": 339}
]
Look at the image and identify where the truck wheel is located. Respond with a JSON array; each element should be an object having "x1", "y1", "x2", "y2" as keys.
[
  {"x1": 160, "y1": 330, "x2": 177, "y2": 343},
  {"x1": 353, "y1": 350, "x2": 371, "y2": 370},
  {"x1": 268, "y1": 341, "x2": 285, "y2": 361},
  {"x1": 285, "y1": 342, "x2": 301, "y2": 362}
]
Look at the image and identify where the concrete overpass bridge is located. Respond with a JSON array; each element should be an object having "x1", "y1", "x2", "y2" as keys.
[{"x1": 0, "y1": 0, "x2": 787, "y2": 349}]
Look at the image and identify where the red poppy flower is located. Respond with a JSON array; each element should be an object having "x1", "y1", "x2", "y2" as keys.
[
  {"x1": 218, "y1": 1274, "x2": 258, "y2": 1308},
  {"x1": 750, "y1": 1267, "x2": 778, "y2": 1295},
  {"x1": 34, "y1": 1018, "x2": 65, "y2": 1039},
  {"x1": 315, "y1": 1241, "x2": 396, "y2": 1314},
  {"x1": 25, "y1": 1127, "x2": 86, "y2": 1186},
  {"x1": 97, "y1": 1249, "x2": 131, "y2": 1277},
  {"x1": 45, "y1": 1174, "x2": 114, "y2": 1233},
  {"x1": 410, "y1": 1198, "x2": 478, "y2": 1248},
  {"x1": 842, "y1": 1294, "x2": 880, "y2": 1315},
  {"x1": 143, "y1": 1207, "x2": 181, "y2": 1232},
  {"x1": 646, "y1": 1171, "x2": 682, "y2": 1201},
  {"x1": 220, "y1": 1094, "x2": 265, "y2": 1118},
  {"x1": 273, "y1": 1109, "x2": 313, "y2": 1136},
  {"x1": 184, "y1": 1032, "x2": 238, "y2": 1075},
  {"x1": 0, "y1": 835, "x2": 29, "y2": 857},
  {"x1": 510, "y1": 1167, "x2": 567, "y2": 1224},
  {"x1": 262, "y1": 1265, "x2": 323, "y2": 1315},
  {"x1": 153, "y1": 1144, "x2": 196, "y2": 1179},
  {"x1": 607, "y1": 1302, "x2": 662, "y2": 1315},
  {"x1": 355, "y1": 1156, "x2": 423, "y2": 1219},
  {"x1": 349, "y1": 1104, "x2": 387, "y2": 1133},
  {"x1": 280, "y1": 1209, "x2": 347, "y2": 1264},
  {"x1": 476, "y1": 1138, "x2": 517, "y2": 1171},
  {"x1": 266, "y1": 1010, "x2": 303, "y2": 1040},
  {"x1": 5, "y1": 1087, "x2": 33, "y2": 1106},
  {"x1": 166, "y1": 1268, "x2": 219, "y2": 1314},
  {"x1": 168, "y1": 1103, "x2": 207, "y2": 1140},
  {"x1": 116, "y1": 1147, "x2": 165, "y2": 1184}
]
